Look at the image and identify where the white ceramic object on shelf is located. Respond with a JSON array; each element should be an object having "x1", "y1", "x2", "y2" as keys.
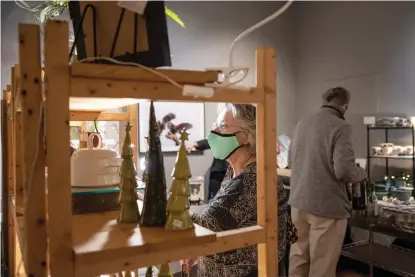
[{"x1": 71, "y1": 133, "x2": 121, "y2": 188}]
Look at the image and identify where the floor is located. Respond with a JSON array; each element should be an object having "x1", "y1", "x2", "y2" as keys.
[{"x1": 337, "y1": 270, "x2": 368, "y2": 277}]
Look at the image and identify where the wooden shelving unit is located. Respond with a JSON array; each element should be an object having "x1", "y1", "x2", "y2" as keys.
[{"x1": 3, "y1": 20, "x2": 277, "y2": 277}]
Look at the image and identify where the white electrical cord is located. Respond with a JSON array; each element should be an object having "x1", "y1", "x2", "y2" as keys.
[
  {"x1": 79, "y1": 1, "x2": 294, "y2": 89},
  {"x1": 219, "y1": 0, "x2": 294, "y2": 87},
  {"x1": 25, "y1": 101, "x2": 44, "y2": 210},
  {"x1": 14, "y1": 0, "x2": 40, "y2": 12},
  {"x1": 228, "y1": 0, "x2": 294, "y2": 68}
]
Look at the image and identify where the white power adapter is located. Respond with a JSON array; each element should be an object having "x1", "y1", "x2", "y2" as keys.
[
  {"x1": 182, "y1": 85, "x2": 214, "y2": 98},
  {"x1": 205, "y1": 66, "x2": 249, "y2": 87},
  {"x1": 117, "y1": 0, "x2": 148, "y2": 15}
]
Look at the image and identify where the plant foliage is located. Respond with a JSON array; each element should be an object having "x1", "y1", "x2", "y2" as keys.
[{"x1": 15, "y1": 0, "x2": 185, "y2": 27}]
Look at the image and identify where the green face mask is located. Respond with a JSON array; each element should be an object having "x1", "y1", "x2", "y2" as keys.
[{"x1": 207, "y1": 131, "x2": 241, "y2": 160}]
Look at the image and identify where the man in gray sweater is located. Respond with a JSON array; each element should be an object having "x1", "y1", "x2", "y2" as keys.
[{"x1": 288, "y1": 87, "x2": 366, "y2": 277}]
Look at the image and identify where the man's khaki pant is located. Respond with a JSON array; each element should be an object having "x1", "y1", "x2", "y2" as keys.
[{"x1": 289, "y1": 207, "x2": 347, "y2": 277}]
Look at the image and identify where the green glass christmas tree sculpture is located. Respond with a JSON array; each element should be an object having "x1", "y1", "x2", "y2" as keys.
[
  {"x1": 140, "y1": 101, "x2": 168, "y2": 226},
  {"x1": 165, "y1": 130, "x2": 194, "y2": 231},
  {"x1": 158, "y1": 263, "x2": 173, "y2": 277},
  {"x1": 118, "y1": 123, "x2": 140, "y2": 224}
]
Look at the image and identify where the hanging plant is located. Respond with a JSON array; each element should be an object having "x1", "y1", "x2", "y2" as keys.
[
  {"x1": 165, "y1": 6, "x2": 185, "y2": 28},
  {"x1": 14, "y1": 0, "x2": 185, "y2": 27}
]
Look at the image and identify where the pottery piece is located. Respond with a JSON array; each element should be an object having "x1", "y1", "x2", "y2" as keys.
[{"x1": 71, "y1": 133, "x2": 121, "y2": 187}]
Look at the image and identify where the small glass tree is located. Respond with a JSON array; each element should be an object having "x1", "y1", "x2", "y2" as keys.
[
  {"x1": 165, "y1": 130, "x2": 194, "y2": 231},
  {"x1": 158, "y1": 263, "x2": 173, "y2": 277},
  {"x1": 117, "y1": 123, "x2": 140, "y2": 224},
  {"x1": 140, "y1": 101, "x2": 168, "y2": 226}
]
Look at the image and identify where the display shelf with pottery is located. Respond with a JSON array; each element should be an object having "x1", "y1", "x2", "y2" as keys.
[{"x1": 7, "y1": 21, "x2": 277, "y2": 277}]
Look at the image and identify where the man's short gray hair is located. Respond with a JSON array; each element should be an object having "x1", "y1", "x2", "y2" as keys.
[
  {"x1": 217, "y1": 103, "x2": 257, "y2": 156},
  {"x1": 322, "y1": 87, "x2": 350, "y2": 106}
]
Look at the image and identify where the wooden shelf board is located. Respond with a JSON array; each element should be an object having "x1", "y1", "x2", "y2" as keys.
[
  {"x1": 72, "y1": 200, "x2": 216, "y2": 274},
  {"x1": 70, "y1": 77, "x2": 264, "y2": 104},
  {"x1": 75, "y1": 225, "x2": 265, "y2": 277},
  {"x1": 69, "y1": 97, "x2": 144, "y2": 112},
  {"x1": 277, "y1": 168, "x2": 291, "y2": 177},
  {"x1": 72, "y1": 211, "x2": 216, "y2": 257},
  {"x1": 71, "y1": 63, "x2": 220, "y2": 85},
  {"x1": 70, "y1": 111, "x2": 130, "y2": 121}
]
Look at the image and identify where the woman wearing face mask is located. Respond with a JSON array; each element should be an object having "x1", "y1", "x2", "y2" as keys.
[
  {"x1": 188, "y1": 103, "x2": 296, "y2": 277},
  {"x1": 186, "y1": 138, "x2": 228, "y2": 200}
]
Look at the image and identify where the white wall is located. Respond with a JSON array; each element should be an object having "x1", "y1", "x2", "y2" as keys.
[
  {"x1": 295, "y1": 1, "x2": 415, "y2": 176},
  {"x1": 148, "y1": 1, "x2": 297, "y2": 184}
]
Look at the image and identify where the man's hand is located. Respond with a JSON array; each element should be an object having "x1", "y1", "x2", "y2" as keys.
[{"x1": 187, "y1": 141, "x2": 198, "y2": 153}]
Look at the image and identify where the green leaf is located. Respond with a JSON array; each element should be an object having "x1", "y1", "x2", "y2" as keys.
[
  {"x1": 165, "y1": 6, "x2": 185, "y2": 28},
  {"x1": 50, "y1": 0, "x2": 69, "y2": 8}
]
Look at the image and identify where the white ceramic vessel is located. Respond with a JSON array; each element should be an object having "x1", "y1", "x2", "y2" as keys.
[{"x1": 71, "y1": 133, "x2": 121, "y2": 187}]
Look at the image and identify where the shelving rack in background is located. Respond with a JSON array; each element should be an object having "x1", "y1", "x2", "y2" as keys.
[
  {"x1": 340, "y1": 124, "x2": 415, "y2": 277},
  {"x1": 367, "y1": 125, "x2": 415, "y2": 196}
]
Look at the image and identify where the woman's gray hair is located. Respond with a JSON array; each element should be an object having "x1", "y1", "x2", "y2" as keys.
[{"x1": 217, "y1": 103, "x2": 257, "y2": 155}]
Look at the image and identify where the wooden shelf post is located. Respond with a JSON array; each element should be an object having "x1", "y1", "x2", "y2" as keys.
[
  {"x1": 44, "y1": 21, "x2": 74, "y2": 277},
  {"x1": 3, "y1": 87, "x2": 15, "y2": 277},
  {"x1": 12, "y1": 65, "x2": 24, "y2": 214},
  {"x1": 256, "y1": 48, "x2": 278, "y2": 276},
  {"x1": 18, "y1": 24, "x2": 48, "y2": 277}
]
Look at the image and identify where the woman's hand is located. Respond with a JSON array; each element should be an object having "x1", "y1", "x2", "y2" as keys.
[
  {"x1": 186, "y1": 141, "x2": 198, "y2": 153},
  {"x1": 183, "y1": 257, "x2": 196, "y2": 267}
]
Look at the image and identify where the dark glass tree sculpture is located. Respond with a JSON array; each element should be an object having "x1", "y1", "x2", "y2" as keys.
[
  {"x1": 117, "y1": 123, "x2": 140, "y2": 224},
  {"x1": 140, "y1": 101, "x2": 168, "y2": 226},
  {"x1": 145, "y1": 266, "x2": 155, "y2": 277},
  {"x1": 165, "y1": 130, "x2": 194, "y2": 231}
]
